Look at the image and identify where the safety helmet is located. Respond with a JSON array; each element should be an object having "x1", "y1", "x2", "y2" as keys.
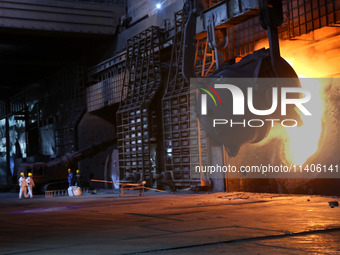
[
  {"x1": 76, "y1": 170, "x2": 80, "y2": 174},
  {"x1": 68, "y1": 168, "x2": 71, "y2": 172},
  {"x1": 20, "y1": 172, "x2": 24, "y2": 176},
  {"x1": 28, "y1": 173, "x2": 32, "y2": 176}
]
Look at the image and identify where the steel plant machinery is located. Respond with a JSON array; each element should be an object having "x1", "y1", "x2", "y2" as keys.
[
  {"x1": 101, "y1": 0, "x2": 304, "y2": 190},
  {"x1": 161, "y1": 0, "x2": 301, "y2": 189},
  {"x1": 183, "y1": 0, "x2": 301, "y2": 157}
]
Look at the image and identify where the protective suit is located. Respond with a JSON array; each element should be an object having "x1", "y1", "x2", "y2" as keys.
[
  {"x1": 26, "y1": 173, "x2": 35, "y2": 198},
  {"x1": 18, "y1": 173, "x2": 28, "y2": 199}
]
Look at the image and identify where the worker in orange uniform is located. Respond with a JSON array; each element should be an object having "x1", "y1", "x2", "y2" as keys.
[
  {"x1": 26, "y1": 173, "x2": 35, "y2": 198},
  {"x1": 18, "y1": 172, "x2": 28, "y2": 199}
]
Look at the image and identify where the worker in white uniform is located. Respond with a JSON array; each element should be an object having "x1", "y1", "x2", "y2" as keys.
[
  {"x1": 18, "y1": 172, "x2": 28, "y2": 199},
  {"x1": 26, "y1": 172, "x2": 35, "y2": 198}
]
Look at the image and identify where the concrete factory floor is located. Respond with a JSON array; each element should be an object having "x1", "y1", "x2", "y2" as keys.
[{"x1": 0, "y1": 191, "x2": 339, "y2": 255}]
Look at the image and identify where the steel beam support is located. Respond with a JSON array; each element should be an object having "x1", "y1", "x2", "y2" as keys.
[
  {"x1": 0, "y1": 0, "x2": 122, "y2": 34},
  {"x1": 183, "y1": 0, "x2": 259, "y2": 80}
]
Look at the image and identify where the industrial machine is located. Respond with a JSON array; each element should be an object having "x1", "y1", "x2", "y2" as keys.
[
  {"x1": 109, "y1": 0, "x2": 306, "y2": 190},
  {"x1": 184, "y1": 0, "x2": 302, "y2": 157}
]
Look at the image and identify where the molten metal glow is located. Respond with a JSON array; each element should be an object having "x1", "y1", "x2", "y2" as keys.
[
  {"x1": 254, "y1": 39, "x2": 326, "y2": 165},
  {"x1": 284, "y1": 75, "x2": 323, "y2": 165}
]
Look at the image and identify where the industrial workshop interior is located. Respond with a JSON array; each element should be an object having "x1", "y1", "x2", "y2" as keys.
[{"x1": 0, "y1": 0, "x2": 339, "y2": 254}]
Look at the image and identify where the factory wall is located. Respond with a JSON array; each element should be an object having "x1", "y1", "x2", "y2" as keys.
[{"x1": 77, "y1": 112, "x2": 116, "y2": 187}]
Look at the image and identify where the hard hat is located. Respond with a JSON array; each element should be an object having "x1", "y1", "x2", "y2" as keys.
[
  {"x1": 68, "y1": 168, "x2": 71, "y2": 172},
  {"x1": 76, "y1": 170, "x2": 80, "y2": 174},
  {"x1": 20, "y1": 172, "x2": 24, "y2": 176},
  {"x1": 28, "y1": 173, "x2": 32, "y2": 176}
]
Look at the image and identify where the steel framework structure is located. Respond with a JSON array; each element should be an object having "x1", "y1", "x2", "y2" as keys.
[
  {"x1": 117, "y1": 26, "x2": 162, "y2": 183},
  {"x1": 162, "y1": 10, "x2": 209, "y2": 188}
]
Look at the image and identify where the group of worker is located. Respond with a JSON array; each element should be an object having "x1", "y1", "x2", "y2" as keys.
[
  {"x1": 18, "y1": 168, "x2": 81, "y2": 199},
  {"x1": 18, "y1": 172, "x2": 35, "y2": 199},
  {"x1": 68, "y1": 168, "x2": 81, "y2": 187}
]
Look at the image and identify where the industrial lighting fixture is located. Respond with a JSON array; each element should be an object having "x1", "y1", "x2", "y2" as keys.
[{"x1": 156, "y1": 3, "x2": 161, "y2": 9}]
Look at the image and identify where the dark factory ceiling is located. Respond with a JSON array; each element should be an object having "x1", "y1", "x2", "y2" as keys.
[
  {"x1": 0, "y1": 28, "x2": 113, "y2": 100},
  {"x1": 0, "y1": 0, "x2": 125, "y2": 100}
]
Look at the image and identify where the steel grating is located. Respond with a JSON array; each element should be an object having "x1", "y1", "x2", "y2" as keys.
[
  {"x1": 225, "y1": 0, "x2": 340, "y2": 61},
  {"x1": 162, "y1": 10, "x2": 209, "y2": 187},
  {"x1": 86, "y1": 52, "x2": 126, "y2": 112},
  {"x1": 284, "y1": 0, "x2": 340, "y2": 38},
  {"x1": 117, "y1": 26, "x2": 162, "y2": 183}
]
